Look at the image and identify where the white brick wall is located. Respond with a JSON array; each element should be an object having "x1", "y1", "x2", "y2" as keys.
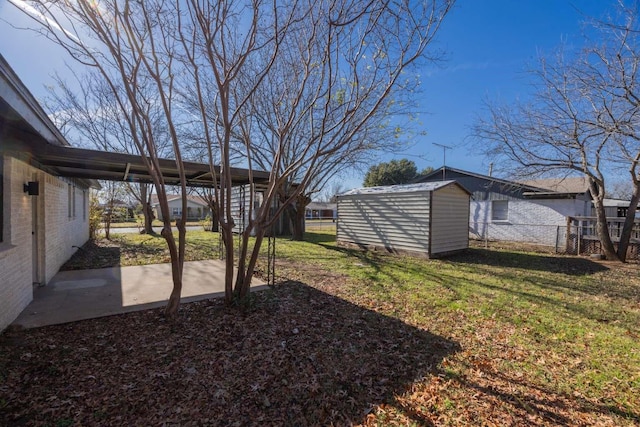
[
  {"x1": 0, "y1": 156, "x2": 90, "y2": 331},
  {"x1": 43, "y1": 175, "x2": 89, "y2": 283},
  {"x1": 470, "y1": 198, "x2": 589, "y2": 246},
  {"x1": 0, "y1": 156, "x2": 36, "y2": 331}
]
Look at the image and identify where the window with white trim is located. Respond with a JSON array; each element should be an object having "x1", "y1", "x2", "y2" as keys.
[{"x1": 491, "y1": 200, "x2": 509, "y2": 221}]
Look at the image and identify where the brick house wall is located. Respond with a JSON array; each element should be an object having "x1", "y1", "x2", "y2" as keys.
[
  {"x1": 469, "y1": 198, "x2": 589, "y2": 246},
  {"x1": 0, "y1": 155, "x2": 90, "y2": 331}
]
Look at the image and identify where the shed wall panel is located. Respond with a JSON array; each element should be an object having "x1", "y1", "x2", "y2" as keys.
[
  {"x1": 430, "y1": 185, "x2": 470, "y2": 254},
  {"x1": 337, "y1": 191, "x2": 431, "y2": 253}
]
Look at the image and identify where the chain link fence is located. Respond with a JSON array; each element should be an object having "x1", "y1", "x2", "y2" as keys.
[
  {"x1": 305, "y1": 217, "x2": 337, "y2": 232},
  {"x1": 471, "y1": 219, "x2": 640, "y2": 259}
]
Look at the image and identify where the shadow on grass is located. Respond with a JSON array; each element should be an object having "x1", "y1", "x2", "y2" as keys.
[
  {"x1": 302, "y1": 231, "x2": 337, "y2": 244},
  {"x1": 449, "y1": 248, "x2": 609, "y2": 276},
  {"x1": 319, "y1": 243, "x2": 608, "y2": 277},
  {"x1": 61, "y1": 240, "x2": 122, "y2": 270},
  {"x1": 314, "y1": 243, "x2": 640, "y2": 327},
  {"x1": 0, "y1": 282, "x2": 459, "y2": 426},
  {"x1": 446, "y1": 366, "x2": 640, "y2": 425}
]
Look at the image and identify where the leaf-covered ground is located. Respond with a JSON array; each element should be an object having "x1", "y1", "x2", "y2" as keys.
[
  {"x1": 0, "y1": 282, "x2": 458, "y2": 426},
  {"x1": 2, "y1": 231, "x2": 639, "y2": 426}
]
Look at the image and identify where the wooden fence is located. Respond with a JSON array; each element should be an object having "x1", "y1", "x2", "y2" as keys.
[{"x1": 565, "y1": 216, "x2": 640, "y2": 259}]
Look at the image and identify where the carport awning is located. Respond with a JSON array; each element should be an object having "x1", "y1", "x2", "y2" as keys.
[
  {"x1": 29, "y1": 144, "x2": 270, "y2": 188},
  {"x1": 0, "y1": 68, "x2": 270, "y2": 188},
  {"x1": 0, "y1": 102, "x2": 269, "y2": 188}
]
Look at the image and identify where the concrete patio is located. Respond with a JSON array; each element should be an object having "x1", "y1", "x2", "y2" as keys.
[{"x1": 12, "y1": 260, "x2": 267, "y2": 329}]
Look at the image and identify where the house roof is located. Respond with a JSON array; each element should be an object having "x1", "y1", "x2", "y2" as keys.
[
  {"x1": 307, "y1": 202, "x2": 336, "y2": 210},
  {"x1": 519, "y1": 177, "x2": 590, "y2": 194},
  {"x1": 339, "y1": 180, "x2": 471, "y2": 197},
  {"x1": 149, "y1": 194, "x2": 209, "y2": 207},
  {"x1": 416, "y1": 166, "x2": 546, "y2": 193},
  {"x1": 0, "y1": 54, "x2": 266, "y2": 189},
  {"x1": 602, "y1": 198, "x2": 631, "y2": 208},
  {"x1": 417, "y1": 166, "x2": 596, "y2": 201},
  {"x1": 0, "y1": 54, "x2": 69, "y2": 149},
  {"x1": 0, "y1": 54, "x2": 99, "y2": 189}
]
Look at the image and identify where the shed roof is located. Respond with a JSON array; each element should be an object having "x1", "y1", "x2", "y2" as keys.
[{"x1": 339, "y1": 180, "x2": 470, "y2": 197}]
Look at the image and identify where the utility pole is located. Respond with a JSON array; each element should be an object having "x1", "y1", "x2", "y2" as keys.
[{"x1": 433, "y1": 143, "x2": 452, "y2": 181}]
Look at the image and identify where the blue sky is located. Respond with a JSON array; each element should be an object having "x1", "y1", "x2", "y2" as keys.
[{"x1": 0, "y1": 0, "x2": 617, "y2": 190}]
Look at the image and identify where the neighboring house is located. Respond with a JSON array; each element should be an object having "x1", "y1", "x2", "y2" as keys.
[
  {"x1": 150, "y1": 188, "x2": 291, "y2": 235},
  {"x1": 150, "y1": 194, "x2": 211, "y2": 221},
  {"x1": 415, "y1": 167, "x2": 594, "y2": 247},
  {"x1": 100, "y1": 198, "x2": 135, "y2": 220},
  {"x1": 599, "y1": 198, "x2": 637, "y2": 218},
  {"x1": 305, "y1": 202, "x2": 336, "y2": 219},
  {"x1": 337, "y1": 181, "x2": 471, "y2": 257},
  {"x1": 1, "y1": 55, "x2": 98, "y2": 331}
]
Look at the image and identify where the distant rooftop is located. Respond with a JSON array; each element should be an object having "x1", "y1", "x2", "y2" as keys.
[{"x1": 519, "y1": 177, "x2": 590, "y2": 194}]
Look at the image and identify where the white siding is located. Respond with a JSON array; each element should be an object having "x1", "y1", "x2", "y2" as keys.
[
  {"x1": 431, "y1": 185, "x2": 470, "y2": 254},
  {"x1": 337, "y1": 191, "x2": 432, "y2": 254},
  {"x1": 230, "y1": 185, "x2": 263, "y2": 234}
]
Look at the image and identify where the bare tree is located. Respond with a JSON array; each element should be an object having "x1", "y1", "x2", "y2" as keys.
[
  {"x1": 473, "y1": 50, "x2": 620, "y2": 260},
  {"x1": 21, "y1": 0, "x2": 192, "y2": 316},
  {"x1": 582, "y1": 2, "x2": 640, "y2": 261},
  {"x1": 47, "y1": 71, "x2": 169, "y2": 234},
  {"x1": 475, "y1": 2, "x2": 640, "y2": 262},
  {"x1": 176, "y1": 0, "x2": 454, "y2": 302},
  {"x1": 20, "y1": 0, "x2": 454, "y2": 309},
  {"x1": 232, "y1": 0, "x2": 451, "y2": 240},
  {"x1": 98, "y1": 180, "x2": 127, "y2": 240}
]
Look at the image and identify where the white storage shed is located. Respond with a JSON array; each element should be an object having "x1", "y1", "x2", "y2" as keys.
[{"x1": 337, "y1": 181, "x2": 471, "y2": 257}]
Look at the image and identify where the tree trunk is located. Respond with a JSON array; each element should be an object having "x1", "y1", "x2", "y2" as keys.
[
  {"x1": 143, "y1": 203, "x2": 154, "y2": 234},
  {"x1": 104, "y1": 214, "x2": 112, "y2": 240},
  {"x1": 139, "y1": 184, "x2": 154, "y2": 234},
  {"x1": 288, "y1": 194, "x2": 310, "y2": 241},
  {"x1": 592, "y1": 198, "x2": 619, "y2": 261},
  {"x1": 222, "y1": 225, "x2": 235, "y2": 306},
  {"x1": 234, "y1": 226, "x2": 265, "y2": 303},
  {"x1": 288, "y1": 205, "x2": 305, "y2": 241},
  {"x1": 616, "y1": 183, "x2": 640, "y2": 262},
  {"x1": 162, "y1": 223, "x2": 183, "y2": 316},
  {"x1": 211, "y1": 208, "x2": 219, "y2": 232}
]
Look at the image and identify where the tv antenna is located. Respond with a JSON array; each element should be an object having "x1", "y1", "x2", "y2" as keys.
[{"x1": 432, "y1": 143, "x2": 452, "y2": 181}]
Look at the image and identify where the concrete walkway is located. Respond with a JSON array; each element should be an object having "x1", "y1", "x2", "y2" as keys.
[{"x1": 12, "y1": 260, "x2": 267, "y2": 329}]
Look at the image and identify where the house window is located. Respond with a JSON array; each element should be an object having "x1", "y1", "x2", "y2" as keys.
[
  {"x1": 172, "y1": 207, "x2": 182, "y2": 218},
  {"x1": 491, "y1": 200, "x2": 509, "y2": 221},
  {"x1": 82, "y1": 190, "x2": 87, "y2": 221}
]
